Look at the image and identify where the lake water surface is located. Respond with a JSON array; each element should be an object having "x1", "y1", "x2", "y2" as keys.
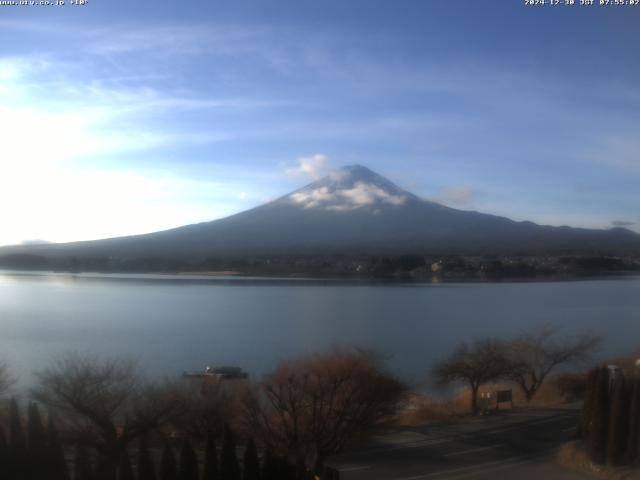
[{"x1": 1, "y1": 271, "x2": 638, "y2": 387}]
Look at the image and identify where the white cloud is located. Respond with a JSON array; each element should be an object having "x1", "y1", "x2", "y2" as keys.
[
  {"x1": 289, "y1": 187, "x2": 334, "y2": 208},
  {"x1": 339, "y1": 182, "x2": 407, "y2": 207},
  {"x1": 0, "y1": 57, "x2": 233, "y2": 169},
  {"x1": 289, "y1": 182, "x2": 407, "y2": 210},
  {"x1": 0, "y1": 56, "x2": 256, "y2": 247},
  {"x1": 284, "y1": 154, "x2": 331, "y2": 180}
]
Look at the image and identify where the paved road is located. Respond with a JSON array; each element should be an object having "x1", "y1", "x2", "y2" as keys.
[{"x1": 327, "y1": 405, "x2": 589, "y2": 480}]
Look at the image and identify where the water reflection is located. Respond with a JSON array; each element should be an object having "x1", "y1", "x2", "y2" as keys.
[{"x1": 0, "y1": 271, "x2": 638, "y2": 390}]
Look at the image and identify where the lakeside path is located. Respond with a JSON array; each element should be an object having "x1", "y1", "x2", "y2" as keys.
[{"x1": 328, "y1": 404, "x2": 590, "y2": 480}]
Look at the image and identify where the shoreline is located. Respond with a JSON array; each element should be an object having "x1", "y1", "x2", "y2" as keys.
[{"x1": 1, "y1": 268, "x2": 639, "y2": 285}]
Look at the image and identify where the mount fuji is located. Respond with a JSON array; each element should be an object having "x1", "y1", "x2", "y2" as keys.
[{"x1": 1, "y1": 165, "x2": 639, "y2": 269}]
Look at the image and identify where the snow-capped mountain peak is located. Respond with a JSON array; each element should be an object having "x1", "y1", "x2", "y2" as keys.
[{"x1": 284, "y1": 165, "x2": 417, "y2": 212}]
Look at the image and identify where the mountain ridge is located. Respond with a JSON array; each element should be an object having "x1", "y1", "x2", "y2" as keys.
[{"x1": 1, "y1": 165, "x2": 639, "y2": 270}]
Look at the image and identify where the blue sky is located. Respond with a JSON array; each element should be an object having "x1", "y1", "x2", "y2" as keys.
[{"x1": 1, "y1": 0, "x2": 639, "y2": 246}]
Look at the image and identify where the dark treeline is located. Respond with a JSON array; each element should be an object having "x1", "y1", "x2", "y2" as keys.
[
  {"x1": 0, "y1": 349, "x2": 405, "y2": 480},
  {"x1": 0, "y1": 399, "x2": 340, "y2": 480},
  {"x1": 0, "y1": 252, "x2": 638, "y2": 278},
  {"x1": 0, "y1": 333, "x2": 620, "y2": 477},
  {"x1": 2, "y1": 400, "x2": 69, "y2": 480}
]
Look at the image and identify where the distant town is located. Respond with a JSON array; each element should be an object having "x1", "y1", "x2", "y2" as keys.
[{"x1": 1, "y1": 252, "x2": 639, "y2": 279}]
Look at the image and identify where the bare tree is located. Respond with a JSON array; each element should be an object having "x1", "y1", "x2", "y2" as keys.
[
  {"x1": 241, "y1": 349, "x2": 407, "y2": 474},
  {"x1": 432, "y1": 339, "x2": 509, "y2": 415},
  {"x1": 170, "y1": 376, "x2": 238, "y2": 441},
  {"x1": 504, "y1": 326, "x2": 601, "y2": 401},
  {"x1": 31, "y1": 353, "x2": 183, "y2": 480}
]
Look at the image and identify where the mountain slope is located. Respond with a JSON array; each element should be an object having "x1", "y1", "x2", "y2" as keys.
[{"x1": 2, "y1": 165, "x2": 639, "y2": 264}]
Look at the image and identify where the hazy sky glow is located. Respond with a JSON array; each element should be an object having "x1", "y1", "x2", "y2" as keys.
[{"x1": 1, "y1": 1, "x2": 639, "y2": 246}]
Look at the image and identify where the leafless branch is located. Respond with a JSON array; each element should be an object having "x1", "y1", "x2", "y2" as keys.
[{"x1": 240, "y1": 349, "x2": 407, "y2": 472}]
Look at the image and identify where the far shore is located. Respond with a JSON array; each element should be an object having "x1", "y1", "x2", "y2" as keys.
[
  {"x1": 1, "y1": 268, "x2": 640, "y2": 285},
  {"x1": 178, "y1": 270, "x2": 244, "y2": 276}
]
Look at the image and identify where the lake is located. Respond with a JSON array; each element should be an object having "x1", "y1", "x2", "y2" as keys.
[{"x1": 0, "y1": 271, "x2": 638, "y2": 388}]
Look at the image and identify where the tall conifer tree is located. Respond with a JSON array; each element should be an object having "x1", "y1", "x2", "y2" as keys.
[
  {"x1": 588, "y1": 366, "x2": 610, "y2": 464},
  {"x1": 260, "y1": 449, "x2": 277, "y2": 480},
  {"x1": 95, "y1": 454, "x2": 118, "y2": 480},
  {"x1": 0, "y1": 426, "x2": 9, "y2": 480},
  {"x1": 202, "y1": 431, "x2": 219, "y2": 480},
  {"x1": 159, "y1": 444, "x2": 178, "y2": 480},
  {"x1": 137, "y1": 438, "x2": 157, "y2": 480},
  {"x1": 47, "y1": 413, "x2": 71, "y2": 480},
  {"x1": 220, "y1": 426, "x2": 240, "y2": 480},
  {"x1": 276, "y1": 457, "x2": 295, "y2": 480},
  {"x1": 74, "y1": 444, "x2": 95, "y2": 480},
  {"x1": 178, "y1": 440, "x2": 199, "y2": 480},
  {"x1": 28, "y1": 402, "x2": 47, "y2": 472},
  {"x1": 242, "y1": 439, "x2": 260, "y2": 480},
  {"x1": 9, "y1": 398, "x2": 27, "y2": 479},
  {"x1": 607, "y1": 372, "x2": 629, "y2": 465},
  {"x1": 580, "y1": 368, "x2": 599, "y2": 438},
  {"x1": 626, "y1": 376, "x2": 640, "y2": 465},
  {"x1": 118, "y1": 451, "x2": 135, "y2": 480}
]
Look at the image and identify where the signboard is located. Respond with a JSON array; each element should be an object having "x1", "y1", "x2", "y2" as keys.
[
  {"x1": 495, "y1": 389, "x2": 514, "y2": 410},
  {"x1": 496, "y1": 389, "x2": 512, "y2": 403}
]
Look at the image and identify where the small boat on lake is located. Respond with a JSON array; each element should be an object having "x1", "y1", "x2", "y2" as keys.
[{"x1": 183, "y1": 365, "x2": 249, "y2": 380}]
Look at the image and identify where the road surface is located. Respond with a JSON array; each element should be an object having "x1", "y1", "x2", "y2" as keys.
[{"x1": 327, "y1": 404, "x2": 588, "y2": 479}]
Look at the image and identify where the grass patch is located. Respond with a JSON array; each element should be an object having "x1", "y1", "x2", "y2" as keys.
[
  {"x1": 397, "y1": 393, "x2": 469, "y2": 426},
  {"x1": 398, "y1": 375, "x2": 582, "y2": 426},
  {"x1": 556, "y1": 441, "x2": 640, "y2": 480}
]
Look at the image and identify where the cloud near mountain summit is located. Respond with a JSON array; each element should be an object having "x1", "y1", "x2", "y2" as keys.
[
  {"x1": 284, "y1": 154, "x2": 331, "y2": 180},
  {"x1": 289, "y1": 181, "x2": 408, "y2": 211}
]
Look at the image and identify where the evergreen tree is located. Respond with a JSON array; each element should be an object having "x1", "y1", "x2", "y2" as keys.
[
  {"x1": 260, "y1": 449, "x2": 277, "y2": 480},
  {"x1": 607, "y1": 372, "x2": 629, "y2": 465},
  {"x1": 242, "y1": 439, "x2": 260, "y2": 480},
  {"x1": 137, "y1": 438, "x2": 157, "y2": 480},
  {"x1": 295, "y1": 462, "x2": 309, "y2": 480},
  {"x1": 202, "y1": 431, "x2": 219, "y2": 480},
  {"x1": 626, "y1": 376, "x2": 640, "y2": 465},
  {"x1": 96, "y1": 454, "x2": 118, "y2": 480},
  {"x1": 178, "y1": 439, "x2": 199, "y2": 480},
  {"x1": 118, "y1": 451, "x2": 135, "y2": 480},
  {"x1": 8, "y1": 397, "x2": 27, "y2": 479},
  {"x1": 220, "y1": 425, "x2": 240, "y2": 480},
  {"x1": 275, "y1": 457, "x2": 295, "y2": 480},
  {"x1": 47, "y1": 414, "x2": 71, "y2": 480},
  {"x1": 159, "y1": 444, "x2": 178, "y2": 480},
  {"x1": 588, "y1": 366, "x2": 610, "y2": 464},
  {"x1": 74, "y1": 444, "x2": 95, "y2": 480},
  {"x1": 9, "y1": 398, "x2": 25, "y2": 450},
  {"x1": 0, "y1": 426, "x2": 9, "y2": 480},
  {"x1": 322, "y1": 466, "x2": 340, "y2": 480},
  {"x1": 28, "y1": 402, "x2": 47, "y2": 476},
  {"x1": 580, "y1": 368, "x2": 599, "y2": 438}
]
